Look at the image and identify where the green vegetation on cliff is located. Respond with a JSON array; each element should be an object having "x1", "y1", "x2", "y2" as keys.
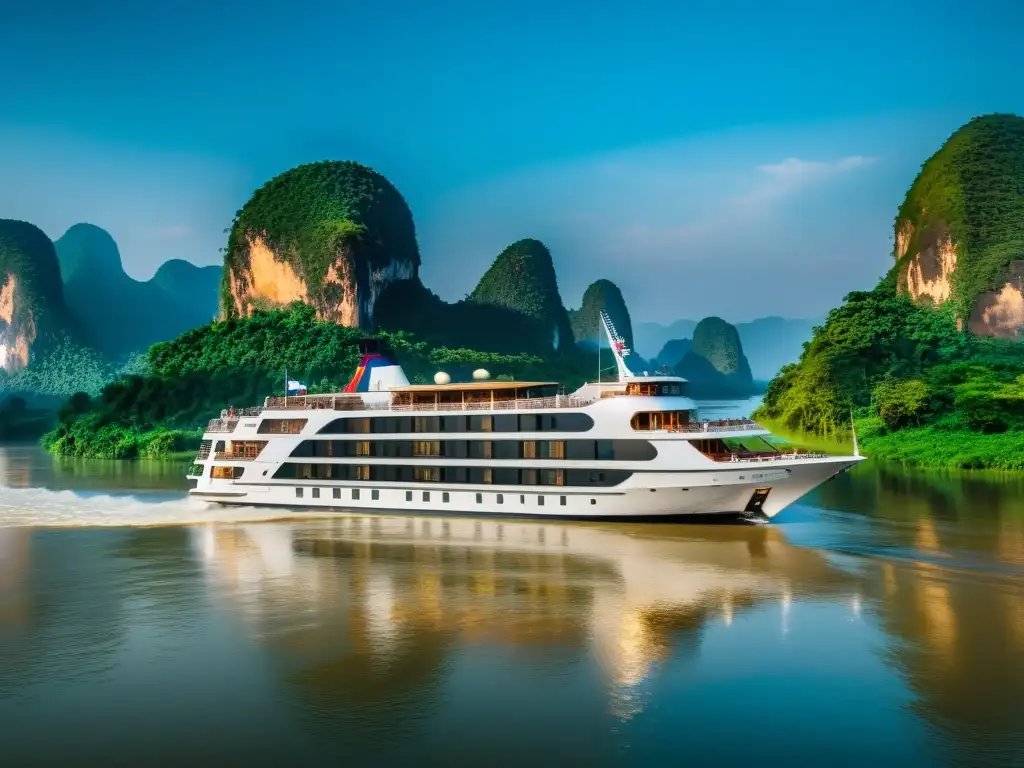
[
  {"x1": 895, "y1": 114, "x2": 1024, "y2": 320},
  {"x1": 45, "y1": 304, "x2": 598, "y2": 459},
  {"x1": 222, "y1": 161, "x2": 419, "y2": 320},
  {"x1": 373, "y1": 279, "x2": 557, "y2": 356},
  {"x1": 568, "y1": 279, "x2": 634, "y2": 350},
  {"x1": 754, "y1": 285, "x2": 1024, "y2": 469},
  {"x1": 0, "y1": 219, "x2": 72, "y2": 351},
  {"x1": 469, "y1": 239, "x2": 574, "y2": 350}
]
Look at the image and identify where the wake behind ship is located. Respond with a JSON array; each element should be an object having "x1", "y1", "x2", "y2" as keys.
[{"x1": 189, "y1": 313, "x2": 863, "y2": 522}]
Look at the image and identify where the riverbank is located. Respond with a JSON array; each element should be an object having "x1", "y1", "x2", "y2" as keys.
[{"x1": 760, "y1": 417, "x2": 1024, "y2": 471}]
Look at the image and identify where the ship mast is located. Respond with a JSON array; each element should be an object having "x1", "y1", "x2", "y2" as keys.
[{"x1": 599, "y1": 311, "x2": 634, "y2": 382}]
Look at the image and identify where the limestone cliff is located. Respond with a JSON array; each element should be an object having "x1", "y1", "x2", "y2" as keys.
[
  {"x1": 674, "y1": 316, "x2": 755, "y2": 396},
  {"x1": 568, "y1": 279, "x2": 634, "y2": 351},
  {"x1": 895, "y1": 114, "x2": 1024, "y2": 338},
  {"x1": 222, "y1": 161, "x2": 419, "y2": 329},
  {"x1": 0, "y1": 220, "x2": 71, "y2": 372},
  {"x1": 469, "y1": 239, "x2": 574, "y2": 351}
]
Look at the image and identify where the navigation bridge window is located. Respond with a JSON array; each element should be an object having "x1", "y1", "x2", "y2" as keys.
[
  {"x1": 625, "y1": 382, "x2": 684, "y2": 397},
  {"x1": 631, "y1": 411, "x2": 691, "y2": 431}
]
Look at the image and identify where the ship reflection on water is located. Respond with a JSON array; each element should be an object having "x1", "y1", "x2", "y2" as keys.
[{"x1": 192, "y1": 517, "x2": 859, "y2": 723}]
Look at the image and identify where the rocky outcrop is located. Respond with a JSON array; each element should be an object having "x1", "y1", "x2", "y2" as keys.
[
  {"x1": 0, "y1": 220, "x2": 71, "y2": 373},
  {"x1": 469, "y1": 239, "x2": 574, "y2": 351},
  {"x1": 895, "y1": 114, "x2": 1024, "y2": 338},
  {"x1": 674, "y1": 316, "x2": 755, "y2": 396},
  {"x1": 568, "y1": 279, "x2": 634, "y2": 351},
  {"x1": 222, "y1": 161, "x2": 419, "y2": 330}
]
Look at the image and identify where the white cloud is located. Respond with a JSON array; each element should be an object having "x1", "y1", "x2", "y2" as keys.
[{"x1": 416, "y1": 126, "x2": 900, "y2": 323}]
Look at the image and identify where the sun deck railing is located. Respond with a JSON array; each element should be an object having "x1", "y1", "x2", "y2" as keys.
[
  {"x1": 260, "y1": 394, "x2": 596, "y2": 413},
  {"x1": 669, "y1": 419, "x2": 766, "y2": 434}
]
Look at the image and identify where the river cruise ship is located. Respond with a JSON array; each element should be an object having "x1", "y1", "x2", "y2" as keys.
[{"x1": 189, "y1": 313, "x2": 863, "y2": 522}]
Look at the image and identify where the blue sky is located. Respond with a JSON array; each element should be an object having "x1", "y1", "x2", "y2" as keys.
[{"x1": 1, "y1": 0, "x2": 1020, "y2": 323}]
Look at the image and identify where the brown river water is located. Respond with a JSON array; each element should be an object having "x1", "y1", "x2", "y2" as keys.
[{"x1": 1, "y1": 416, "x2": 1022, "y2": 766}]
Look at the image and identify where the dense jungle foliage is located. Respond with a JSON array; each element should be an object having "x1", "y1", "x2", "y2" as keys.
[
  {"x1": 43, "y1": 304, "x2": 601, "y2": 459},
  {"x1": 754, "y1": 284, "x2": 1024, "y2": 469}
]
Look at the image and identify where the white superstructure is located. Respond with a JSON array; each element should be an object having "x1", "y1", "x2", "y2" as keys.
[{"x1": 189, "y1": 330, "x2": 863, "y2": 522}]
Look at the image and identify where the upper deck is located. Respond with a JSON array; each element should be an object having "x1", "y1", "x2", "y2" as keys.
[{"x1": 204, "y1": 377, "x2": 765, "y2": 437}]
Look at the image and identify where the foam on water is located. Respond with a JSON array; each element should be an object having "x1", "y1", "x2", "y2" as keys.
[{"x1": 0, "y1": 487, "x2": 338, "y2": 529}]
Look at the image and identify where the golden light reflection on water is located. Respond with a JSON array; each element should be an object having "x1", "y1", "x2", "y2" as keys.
[{"x1": 191, "y1": 516, "x2": 855, "y2": 720}]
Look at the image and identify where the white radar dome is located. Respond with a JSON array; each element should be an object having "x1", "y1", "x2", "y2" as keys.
[
  {"x1": 433, "y1": 371, "x2": 451, "y2": 385},
  {"x1": 472, "y1": 369, "x2": 491, "y2": 380}
]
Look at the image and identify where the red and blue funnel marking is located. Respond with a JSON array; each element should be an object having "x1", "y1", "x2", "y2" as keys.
[{"x1": 345, "y1": 353, "x2": 398, "y2": 393}]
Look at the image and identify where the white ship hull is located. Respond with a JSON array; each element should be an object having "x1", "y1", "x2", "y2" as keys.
[
  {"x1": 190, "y1": 336, "x2": 864, "y2": 523},
  {"x1": 190, "y1": 455, "x2": 858, "y2": 521}
]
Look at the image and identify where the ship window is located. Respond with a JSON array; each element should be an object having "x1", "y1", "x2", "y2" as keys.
[
  {"x1": 520, "y1": 495, "x2": 525, "y2": 504},
  {"x1": 423, "y1": 491, "x2": 430, "y2": 502},
  {"x1": 625, "y1": 382, "x2": 685, "y2": 397},
  {"x1": 333, "y1": 488, "x2": 341, "y2": 499},
  {"x1": 353, "y1": 489, "x2": 360, "y2": 500},
  {"x1": 355, "y1": 441, "x2": 371, "y2": 456},
  {"x1": 414, "y1": 466, "x2": 439, "y2": 482},
  {"x1": 560, "y1": 496, "x2": 566, "y2": 506},
  {"x1": 631, "y1": 411, "x2": 689, "y2": 431},
  {"x1": 406, "y1": 491, "x2": 413, "y2": 501},
  {"x1": 476, "y1": 493, "x2": 483, "y2": 503},
  {"x1": 259, "y1": 418, "x2": 307, "y2": 434},
  {"x1": 356, "y1": 465, "x2": 370, "y2": 480},
  {"x1": 496, "y1": 494, "x2": 504, "y2": 504},
  {"x1": 312, "y1": 488, "x2": 320, "y2": 499},
  {"x1": 522, "y1": 441, "x2": 537, "y2": 459},
  {"x1": 211, "y1": 465, "x2": 242, "y2": 480},
  {"x1": 537, "y1": 495, "x2": 545, "y2": 506},
  {"x1": 295, "y1": 488, "x2": 303, "y2": 498},
  {"x1": 590, "y1": 498, "x2": 596, "y2": 505},
  {"x1": 372, "y1": 490, "x2": 379, "y2": 500},
  {"x1": 413, "y1": 440, "x2": 441, "y2": 457},
  {"x1": 442, "y1": 492, "x2": 449, "y2": 502}
]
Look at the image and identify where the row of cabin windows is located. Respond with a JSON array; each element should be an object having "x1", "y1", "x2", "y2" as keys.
[
  {"x1": 318, "y1": 413, "x2": 593, "y2": 435},
  {"x1": 631, "y1": 411, "x2": 691, "y2": 431},
  {"x1": 295, "y1": 486, "x2": 577, "y2": 507},
  {"x1": 274, "y1": 463, "x2": 630, "y2": 487},
  {"x1": 289, "y1": 438, "x2": 657, "y2": 461},
  {"x1": 625, "y1": 382, "x2": 685, "y2": 397}
]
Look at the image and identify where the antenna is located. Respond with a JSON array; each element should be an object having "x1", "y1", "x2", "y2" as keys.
[{"x1": 599, "y1": 310, "x2": 634, "y2": 382}]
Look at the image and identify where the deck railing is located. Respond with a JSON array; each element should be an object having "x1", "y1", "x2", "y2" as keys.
[
  {"x1": 670, "y1": 419, "x2": 765, "y2": 434},
  {"x1": 260, "y1": 394, "x2": 596, "y2": 413},
  {"x1": 708, "y1": 451, "x2": 831, "y2": 463}
]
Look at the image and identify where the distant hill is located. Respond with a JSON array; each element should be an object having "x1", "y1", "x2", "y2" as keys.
[
  {"x1": 634, "y1": 319, "x2": 697, "y2": 361},
  {"x1": 734, "y1": 317, "x2": 816, "y2": 380},
  {"x1": 469, "y1": 238, "x2": 575, "y2": 351},
  {"x1": 674, "y1": 316, "x2": 757, "y2": 397},
  {"x1": 55, "y1": 223, "x2": 219, "y2": 359},
  {"x1": 568, "y1": 279, "x2": 634, "y2": 351},
  {"x1": 637, "y1": 315, "x2": 815, "y2": 380},
  {"x1": 653, "y1": 338, "x2": 692, "y2": 369}
]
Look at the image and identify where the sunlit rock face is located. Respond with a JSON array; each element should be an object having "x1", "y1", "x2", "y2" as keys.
[
  {"x1": 0, "y1": 220, "x2": 71, "y2": 373},
  {"x1": 221, "y1": 161, "x2": 420, "y2": 330},
  {"x1": 894, "y1": 114, "x2": 1024, "y2": 340}
]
